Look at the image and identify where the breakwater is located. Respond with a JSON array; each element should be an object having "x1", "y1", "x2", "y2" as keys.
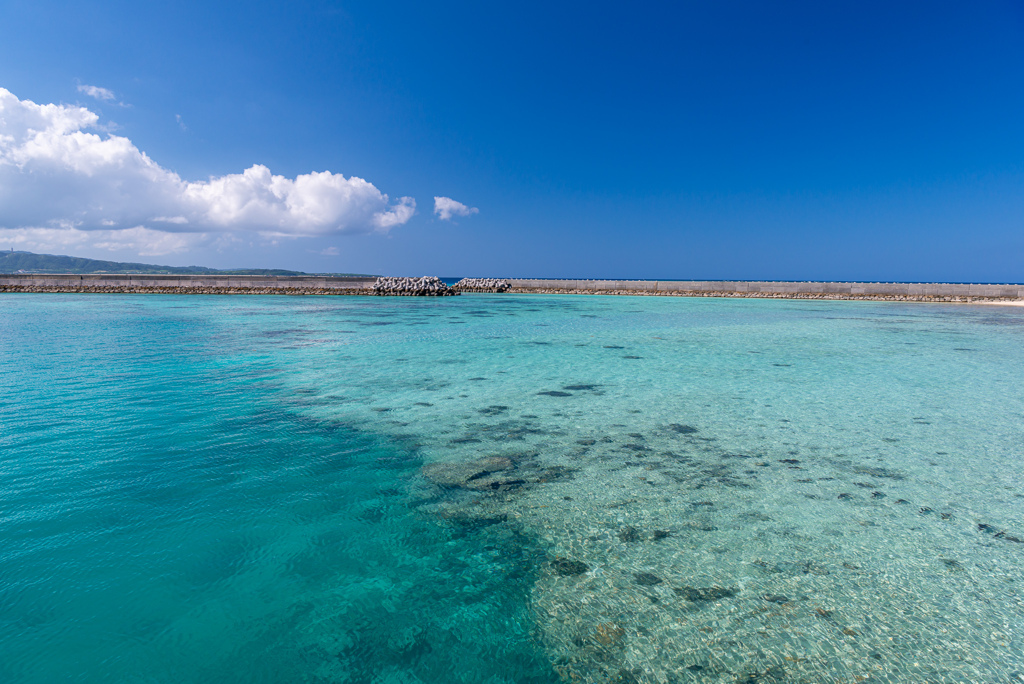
[
  {"x1": 2, "y1": 274, "x2": 1022, "y2": 301},
  {"x1": 451, "y1": 278, "x2": 510, "y2": 292},
  {"x1": 0, "y1": 273, "x2": 377, "y2": 294},
  {"x1": 0, "y1": 274, "x2": 457, "y2": 296},
  {"x1": 372, "y1": 276, "x2": 456, "y2": 296},
  {"x1": 506, "y1": 279, "x2": 1024, "y2": 302}
]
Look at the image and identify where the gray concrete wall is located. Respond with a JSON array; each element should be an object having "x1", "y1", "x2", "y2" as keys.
[
  {"x1": 4, "y1": 274, "x2": 1023, "y2": 298},
  {"x1": 0, "y1": 274, "x2": 378, "y2": 289},
  {"x1": 506, "y1": 279, "x2": 1024, "y2": 297}
]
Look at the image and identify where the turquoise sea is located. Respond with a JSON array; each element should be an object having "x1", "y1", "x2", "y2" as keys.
[{"x1": 1, "y1": 293, "x2": 1022, "y2": 683}]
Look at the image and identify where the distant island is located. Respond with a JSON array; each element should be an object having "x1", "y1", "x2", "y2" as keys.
[{"x1": 0, "y1": 250, "x2": 376, "y2": 277}]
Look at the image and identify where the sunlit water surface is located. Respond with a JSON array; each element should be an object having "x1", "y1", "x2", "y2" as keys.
[{"x1": 1, "y1": 294, "x2": 1022, "y2": 683}]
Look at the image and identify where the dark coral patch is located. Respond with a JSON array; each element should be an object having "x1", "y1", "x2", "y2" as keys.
[
  {"x1": 634, "y1": 572, "x2": 663, "y2": 586},
  {"x1": 674, "y1": 586, "x2": 737, "y2": 602},
  {"x1": 552, "y1": 558, "x2": 589, "y2": 576},
  {"x1": 668, "y1": 424, "x2": 698, "y2": 434}
]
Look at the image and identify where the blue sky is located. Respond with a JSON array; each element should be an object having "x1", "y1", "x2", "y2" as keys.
[{"x1": 1, "y1": 0, "x2": 1022, "y2": 280}]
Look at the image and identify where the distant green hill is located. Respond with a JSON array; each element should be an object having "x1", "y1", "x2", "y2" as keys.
[{"x1": 0, "y1": 250, "x2": 374, "y2": 277}]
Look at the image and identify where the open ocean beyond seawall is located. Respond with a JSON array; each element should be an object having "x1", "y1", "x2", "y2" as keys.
[{"x1": 1, "y1": 293, "x2": 1022, "y2": 683}]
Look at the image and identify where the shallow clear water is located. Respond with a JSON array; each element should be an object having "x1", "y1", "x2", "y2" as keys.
[{"x1": 1, "y1": 294, "x2": 1022, "y2": 683}]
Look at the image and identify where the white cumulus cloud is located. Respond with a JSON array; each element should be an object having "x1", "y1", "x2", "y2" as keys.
[
  {"x1": 433, "y1": 196, "x2": 478, "y2": 221},
  {"x1": 77, "y1": 84, "x2": 116, "y2": 102},
  {"x1": 0, "y1": 87, "x2": 416, "y2": 255}
]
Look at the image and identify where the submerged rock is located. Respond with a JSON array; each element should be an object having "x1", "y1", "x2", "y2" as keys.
[
  {"x1": 979, "y1": 523, "x2": 1024, "y2": 543},
  {"x1": 618, "y1": 526, "x2": 642, "y2": 543},
  {"x1": 634, "y1": 572, "x2": 663, "y2": 586},
  {"x1": 420, "y1": 456, "x2": 513, "y2": 488},
  {"x1": 466, "y1": 475, "x2": 526, "y2": 491},
  {"x1": 592, "y1": 622, "x2": 626, "y2": 647},
  {"x1": 551, "y1": 558, "x2": 589, "y2": 576},
  {"x1": 668, "y1": 423, "x2": 698, "y2": 434},
  {"x1": 674, "y1": 586, "x2": 738, "y2": 602},
  {"x1": 535, "y1": 466, "x2": 576, "y2": 483}
]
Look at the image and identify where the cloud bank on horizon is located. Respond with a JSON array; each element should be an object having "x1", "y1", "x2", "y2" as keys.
[
  {"x1": 433, "y1": 196, "x2": 478, "y2": 221},
  {"x1": 0, "y1": 87, "x2": 432, "y2": 255}
]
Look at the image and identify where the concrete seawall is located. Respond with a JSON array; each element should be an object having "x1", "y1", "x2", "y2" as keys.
[
  {"x1": 0, "y1": 273, "x2": 378, "y2": 294},
  {"x1": 506, "y1": 279, "x2": 1024, "y2": 300},
  {"x1": 0, "y1": 272, "x2": 378, "y2": 288},
  {"x1": 2, "y1": 274, "x2": 1022, "y2": 300}
]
